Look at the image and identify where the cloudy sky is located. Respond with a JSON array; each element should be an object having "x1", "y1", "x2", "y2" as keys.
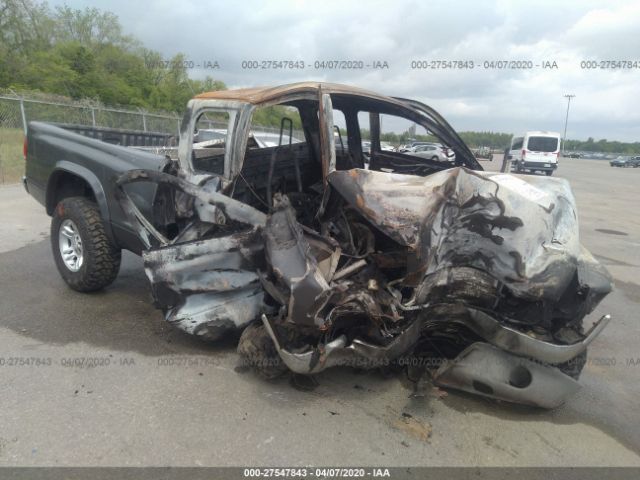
[{"x1": 52, "y1": 0, "x2": 640, "y2": 141}]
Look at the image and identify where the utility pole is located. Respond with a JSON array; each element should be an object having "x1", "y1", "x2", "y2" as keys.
[{"x1": 562, "y1": 94, "x2": 575, "y2": 156}]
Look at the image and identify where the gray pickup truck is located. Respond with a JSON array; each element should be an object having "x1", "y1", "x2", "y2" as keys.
[{"x1": 23, "y1": 82, "x2": 612, "y2": 408}]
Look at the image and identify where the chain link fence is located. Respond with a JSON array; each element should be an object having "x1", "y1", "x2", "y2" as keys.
[
  {"x1": 0, "y1": 91, "x2": 305, "y2": 184},
  {"x1": 0, "y1": 90, "x2": 304, "y2": 137},
  {"x1": 0, "y1": 91, "x2": 182, "y2": 134},
  {"x1": 0, "y1": 91, "x2": 184, "y2": 184}
]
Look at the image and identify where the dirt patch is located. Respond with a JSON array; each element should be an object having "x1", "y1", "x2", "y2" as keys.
[
  {"x1": 394, "y1": 414, "x2": 432, "y2": 442},
  {"x1": 384, "y1": 407, "x2": 432, "y2": 442}
]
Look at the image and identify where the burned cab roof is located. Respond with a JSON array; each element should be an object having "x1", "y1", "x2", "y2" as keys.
[
  {"x1": 193, "y1": 82, "x2": 405, "y2": 106},
  {"x1": 193, "y1": 82, "x2": 482, "y2": 169}
]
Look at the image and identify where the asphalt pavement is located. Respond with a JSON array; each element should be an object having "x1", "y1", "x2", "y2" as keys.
[{"x1": 0, "y1": 158, "x2": 639, "y2": 466}]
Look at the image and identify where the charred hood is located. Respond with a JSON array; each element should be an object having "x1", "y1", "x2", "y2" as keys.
[{"x1": 328, "y1": 167, "x2": 611, "y2": 303}]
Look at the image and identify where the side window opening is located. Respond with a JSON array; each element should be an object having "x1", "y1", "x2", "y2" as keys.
[
  {"x1": 191, "y1": 110, "x2": 230, "y2": 175},
  {"x1": 232, "y1": 103, "x2": 322, "y2": 221},
  {"x1": 379, "y1": 113, "x2": 436, "y2": 153},
  {"x1": 247, "y1": 105, "x2": 304, "y2": 149},
  {"x1": 360, "y1": 110, "x2": 455, "y2": 175}
]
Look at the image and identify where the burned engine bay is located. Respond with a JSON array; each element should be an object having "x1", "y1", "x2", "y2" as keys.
[{"x1": 115, "y1": 162, "x2": 612, "y2": 409}]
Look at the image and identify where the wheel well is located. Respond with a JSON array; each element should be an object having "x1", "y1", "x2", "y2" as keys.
[{"x1": 46, "y1": 170, "x2": 97, "y2": 215}]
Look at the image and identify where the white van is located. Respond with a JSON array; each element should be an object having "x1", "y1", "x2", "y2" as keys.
[{"x1": 507, "y1": 131, "x2": 561, "y2": 176}]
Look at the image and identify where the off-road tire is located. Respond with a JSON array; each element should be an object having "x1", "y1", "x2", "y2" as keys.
[
  {"x1": 237, "y1": 322, "x2": 288, "y2": 379},
  {"x1": 51, "y1": 197, "x2": 121, "y2": 292}
]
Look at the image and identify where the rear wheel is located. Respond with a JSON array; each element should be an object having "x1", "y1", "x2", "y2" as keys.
[
  {"x1": 51, "y1": 197, "x2": 121, "y2": 292},
  {"x1": 545, "y1": 170, "x2": 553, "y2": 176}
]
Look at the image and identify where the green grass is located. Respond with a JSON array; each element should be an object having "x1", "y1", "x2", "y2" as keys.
[{"x1": 0, "y1": 128, "x2": 25, "y2": 184}]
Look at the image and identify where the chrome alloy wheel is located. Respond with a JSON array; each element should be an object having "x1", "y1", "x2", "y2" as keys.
[{"x1": 58, "y1": 219, "x2": 83, "y2": 272}]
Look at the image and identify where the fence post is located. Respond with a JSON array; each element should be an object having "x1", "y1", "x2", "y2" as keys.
[
  {"x1": 142, "y1": 112, "x2": 147, "y2": 132},
  {"x1": 91, "y1": 107, "x2": 96, "y2": 127},
  {"x1": 19, "y1": 97, "x2": 27, "y2": 134}
]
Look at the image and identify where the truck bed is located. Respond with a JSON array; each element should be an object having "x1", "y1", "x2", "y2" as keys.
[{"x1": 24, "y1": 122, "x2": 170, "y2": 253}]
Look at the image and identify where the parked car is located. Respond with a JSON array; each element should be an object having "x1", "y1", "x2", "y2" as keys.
[
  {"x1": 472, "y1": 146, "x2": 492, "y2": 159},
  {"x1": 399, "y1": 141, "x2": 437, "y2": 153},
  {"x1": 610, "y1": 156, "x2": 640, "y2": 167},
  {"x1": 507, "y1": 131, "x2": 561, "y2": 176},
  {"x1": 411, "y1": 143, "x2": 455, "y2": 163},
  {"x1": 380, "y1": 141, "x2": 395, "y2": 152},
  {"x1": 193, "y1": 128, "x2": 226, "y2": 143},
  {"x1": 23, "y1": 82, "x2": 611, "y2": 408}
]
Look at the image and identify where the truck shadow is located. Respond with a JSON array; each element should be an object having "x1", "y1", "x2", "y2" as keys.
[
  {"x1": 3, "y1": 239, "x2": 639, "y2": 455},
  {"x1": 0, "y1": 239, "x2": 232, "y2": 356}
]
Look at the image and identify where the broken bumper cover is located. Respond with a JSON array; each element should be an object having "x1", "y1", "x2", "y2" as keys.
[
  {"x1": 433, "y1": 342, "x2": 581, "y2": 409},
  {"x1": 427, "y1": 311, "x2": 610, "y2": 407},
  {"x1": 261, "y1": 314, "x2": 422, "y2": 374},
  {"x1": 463, "y1": 309, "x2": 611, "y2": 364},
  {"x1": 262, "y1": 308, "x2": 609, "y2": 408}
]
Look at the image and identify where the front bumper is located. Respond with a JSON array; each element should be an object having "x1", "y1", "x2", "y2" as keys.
[
  {"x1": 431, "y1": 312, "x2": 611, "y2": 408},
  {"x1": 263, "y1": 308, "x2": 610, "y2": 408},
  {"x1": 433, "y1": 343, "x2": 581, "y2": 409},
  {"x1": 463, "y1": 310, "x2": 610, "y2": 364}
]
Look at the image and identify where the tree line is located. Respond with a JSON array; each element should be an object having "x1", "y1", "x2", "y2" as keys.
[
  {"x1": 364, "y1": 129, "x2": 513, "y2": 149},
  {"x1": 0, "y1": 0, "x2": 302, "y2": 128},
  {"x1": 564, "y1": 137, "x2": 640, "y2": 155},
  {"x1": 377, "y1": 129, "x2": 640, "y2": 153},
  {"x1": 0, "y1": 0, "x2": 225, "y2": 113}
]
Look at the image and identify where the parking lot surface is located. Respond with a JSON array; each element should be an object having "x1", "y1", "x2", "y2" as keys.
[{"x1": 0, "y1": 158, "x2": 639, "y2": 466}]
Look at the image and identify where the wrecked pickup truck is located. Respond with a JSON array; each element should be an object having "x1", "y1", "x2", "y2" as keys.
[{"x1": 23, "y1": 82, "x2": 612, "y2": 408}]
